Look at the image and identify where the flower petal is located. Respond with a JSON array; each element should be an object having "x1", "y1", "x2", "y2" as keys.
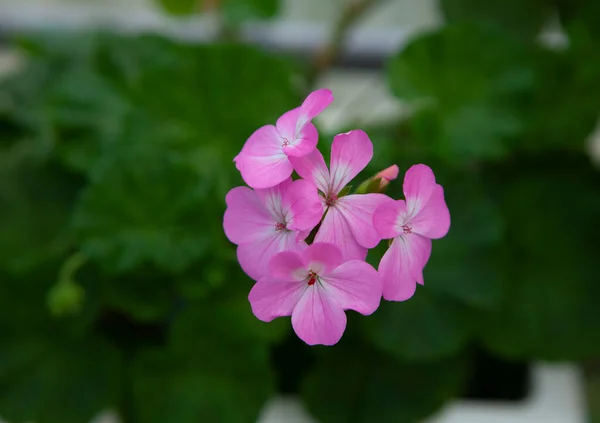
[
  {"x1": 255, "y1": 178, "x2": 293, "y2": 222},
  {"x1": 303, "y1": 242, "x2": 344, "y2": 276},
  {"x1": 321, "y1": 260, "x2": 381, "y2": 315},
  {"x1": 276, "y1": 108, "x2": 319, "y2": 158},
  {"x1": 329, "y1": 130, "x2": 373, "y2": 194},
  {"x1": 291, "y1": 285, "x2": 346, "y2": 346},
  {"x1": 335, "y1": 193, "x2": 395, "y2": 248},
  {"x1": 268, "y1": 251, "x2": 308, "y2": 282},
  {"x1": 411, "y1": 185, "x2": 451, "y2": 239},
  {"x1": 403, "y1": 164, "x2": 437, "y2": 218},
  {"x1": 314, "y1": 207, "x2": 367, "y2": 261},
  {"x1": 249, "y1": 277, "x2": 306, "y2": 322},
  {"x1": 379, "y1": 234, "x2": 432, "y2": 302},
  {"x1": 237, "y1": 230, "x2": 306, "y2": 280},
  {"x1": 373, "y1": 199, "x2": 406, "y2": 240},
  {"x1": 235, "y1": 125, "x2": 293, "y2": 189},
  {"x1": 223, "y1": 186, "x2": 274, "y2": 245},
  {"x1": 283, "y1": 179, "x2": 324, "y2": 232},
  {"x1": 289, "y1": 148, "x2": 330, "y2": 194},
  {"x1": 294, "y1": 88, "x2": 334, "y2": 134}
]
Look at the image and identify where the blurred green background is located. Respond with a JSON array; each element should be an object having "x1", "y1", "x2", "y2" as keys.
[{"x1": 1, "y1": 0, "x2": 600, "y2": 422}]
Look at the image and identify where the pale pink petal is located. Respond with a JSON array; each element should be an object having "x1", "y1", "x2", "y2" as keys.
[
  {"x1": 295, "y1": 88, "x2": 334, "y2": 133},
  {"x1": 276, "y1": 108, "x2": 319, "y2": 158},
  {"x1": 321, "y1": 260, "x2": 381, "y2": 315},
  {"x1": 223, "y1": 187, "x2": 273, "y2": 245},
  {"x1": 235, "y1": 152, "x2": 293, "y2": 189},
  {"x1": 411, "y1": 185, "x2": 451, "y2": 239},
  {"x1": 289, "y1": 149, "x2": 330, "y2": 194},
  {"x1": 249, "y1": 277, "x2": 306, "y2": 322},
  {"x1": 237, "y1": 230, "x2": 306, "y2": 280},
  {"x1": 291, "y1": 285, "x2": 346, "y2": 346},
  {"x1": 303, "y1": 242, "x2": 344, "y2": 276},
  {"x1": 403, "y1": 164, "x2": 437, "y2": 218},
  {"x1": 379, "y1": 234, "x2": 432, "y2": 302},
  {"x1": 374, "y1": 164, "x2": 399, "y2": 189},
  {"x1": 283, "y1": 123, "x2": 319, "y2": 157},
  {"x1": 335, "y1": 193, "x2": 395, "y2": 248},
  {"x1": 255, "y1": 179, "x2": 293, "y2": 222},
  {"x1": 314, "y1": 207, "x2": 367, "y2": 261},
  {"x1": 268, "y1": 251, "x2": 308, "y2": 282},
  {"x1": 373, "y1": 199, "x2": 406, "y2": 240},
  {"x1": 283, "y1": 179, "x2": 324, "y2": 231},
  {"x1": 329, "y1": 130, "x2": 373, "y2": 194}
]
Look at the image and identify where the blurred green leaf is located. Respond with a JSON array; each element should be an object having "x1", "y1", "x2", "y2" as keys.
[
  {"x1": 441, "y1": 0, "x2": 551, "y2": 39},
  {"x1": 301, "y1": 343, "x2": 466, "y2": 423},
  {"x1": 0, "y1": 336, "x2": 121, "y2": 423},
  {"x1": 222, "y1": 0, "x2": 279, "y2": 23},
  {"x1": 0, "y1": 162, "x2": 80, "y2": 274},
  {"x1": 387, "y1": 24, "x2": 534, "y2": 163},
  {"x1": 481, "y1": 152, "x2": 600, "y2": 360},
  {"x1": 362, "y1": 287, "x2": 473, "y2": 361}
]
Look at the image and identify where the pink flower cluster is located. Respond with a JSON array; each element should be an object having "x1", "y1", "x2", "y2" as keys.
[{"x1": 223, "y1": 89, "x2": 450, "y2": 346}]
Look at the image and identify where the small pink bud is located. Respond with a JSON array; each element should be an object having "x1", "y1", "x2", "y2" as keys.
[{"x1": 374, "y1": 165, "x2": 399, "y2": 189}]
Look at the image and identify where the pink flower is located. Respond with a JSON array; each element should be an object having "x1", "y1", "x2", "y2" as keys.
[
  {"x1": 374, "y1": 164, "x2": 399, "y2": 190},
  {"x1": 290, "y1": 129, "x2": 393, "y2": 260},
  {"x1": 248, "y1": 243, "x2": 381, "y2": 346},
  {"x1": 223, "y1": 179, "x2": 324, "y2": 280},
  {"x1": 373, "y1": 164, "x2": 450, "y2": 301},
  {"x1": 234, "y1": 89, "x2": 334, "y2": 189}
]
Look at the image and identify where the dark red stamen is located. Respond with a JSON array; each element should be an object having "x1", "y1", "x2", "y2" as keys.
[
  {"x1": 307, "y1": 271, "x2": 317, "y2": 286},
  {"x1": 275, "y1": 222, "x2": 286, "y2": 231},
  {"x1": 325, "y1": 194, "x2": 337, "y2": 207},
  {"x1": 402, "y1": 223, "x2": 412, "y2": 235},
  {"x1": 282, "y1": 138, "x2": 290, "y2": 146}
]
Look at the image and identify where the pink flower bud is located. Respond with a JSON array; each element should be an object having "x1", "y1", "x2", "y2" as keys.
[{"x1": 374, "y1": 164, "x2": 399, "y2": 189}]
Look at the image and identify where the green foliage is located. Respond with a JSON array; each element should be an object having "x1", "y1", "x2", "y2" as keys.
[
  {"x1": 155, "y1": 0, "x2": 279, "y2": 23},
  {"x1": 301, "y1": 343, "x2": 466, "y2": 423},
  {"x1": 1, "y1": 1, "x2": 600, "y2": 421}
]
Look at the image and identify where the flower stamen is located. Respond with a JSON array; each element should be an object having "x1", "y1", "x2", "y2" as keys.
[
  {"x1": 281, "y1": 138, "x2": 290, "y2": 147},
  {"x1": 402, "y1": 223, "x2": 412, "y2": 235},
  {"x1": 275, "y1": 222, "x2": 286, "y2": 231},
  {"x1": 307, "y1": 270, "x2": 317, "y2": 286}
]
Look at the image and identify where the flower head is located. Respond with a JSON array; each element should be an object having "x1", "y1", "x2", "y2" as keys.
[
  {"x1": 223, "y1": 179, "x2": 324, "y2": 280},
  {"x1": 291, "y1": 130, "x2": 393, "y2": 260},
  {"x1": 248, "y1": 242, "x2": 381, "y2": 346},
  {"x1": 373, "y1": 164, "x2": 450, "y2": 301},
  {"x1": 234, "y1": 89, "x2": 334, "y2": 189}
]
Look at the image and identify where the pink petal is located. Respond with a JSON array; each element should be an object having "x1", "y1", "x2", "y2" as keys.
[
  {"x1": 403, "y1": 164, "x2": 437, "y2": 218},
  {"x1": 379, "y1": 234, "x2": 432, "y2": 302},
  {"x1": 289, "y1": 148, "x2": 330, "y2": 194},
  {"x1": 296, "y1": 88, "x2": 334, "y2": 132},
  {"x1": 255, "y1": 178, "x2": 293, "y2": 222},
  {"x1": 373, "y1": 199, "x2": 406, "y2": 240},
  {"x1": 303, "y1": 242, "x2": 344, "y2": 276},
  {"x1": 335, "y1": 193, "x2": 395, "y2": 248},
  {"x1": 249, "y1": 277, "x2": 306, "y2": 322},
  {"x1": 237, "y1": 230, "x2": 306, "y2": 280},
  {"x1": 268, "y1": 251, "x2": 308, "y2": 282},
  {"x1": 223, "y1": 186, "x2": 274, "y2": 245},
  {"x1": 291, "y1": 285, "x2": 346, "y2": 346},
  {"x1": 235, "y1": 126, "x2": 293, "y2": 189},
  {"x1": 329, "y1": 130, "x2": 374, "y2": 194},
  {"x1": 374, "y1": 164, "x2": 400, "y2": 189},
  {"x1": 314, "y1": 207, "x2": 368, "y2": 261},
  {"x1": 276, "y1": 108, "x2": 319, "y2": 158},
  {"x1": 411, "y1": 184, "x2": 451, "y2": 239},
  {"x1": 321, "y1": 260, "x2": 381, "y2": 315},
  {"x1": 283, "y1": 179, "x2": 324, "y2": 232}
]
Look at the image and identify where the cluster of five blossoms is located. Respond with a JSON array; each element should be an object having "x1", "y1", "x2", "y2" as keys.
[{"x1": 223, "y1": 89, "x2": 450, "y2": 346}]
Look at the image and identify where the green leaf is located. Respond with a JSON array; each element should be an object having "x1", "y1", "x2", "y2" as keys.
[
  {"x1": 481, "y1": 152, "x2": 600, "y2": 360},
  {"x1": 0, "y1": 336, "x2": 121, "y2": 423},
  {"x1": 440, "y1": 0, "x2": 551, "y2": 39},
  {"x1": 387, "y1": 24, "x2": 534, "y2": 163},
  {"x1": 0, "y1": 162, "x2": 80, "y2": 274},
  {"x1": 222, "y1": 0, "x2": 279, "y2": 23},
  {"x1": 301, "y1": 343, "x2": 466, "y2": 423},
  {"x1": 362, "y1": 286, "x2": 473, "y2": 361},
  {"x1": 132, "y1": 346, "x2": 273, "y2": 423}
]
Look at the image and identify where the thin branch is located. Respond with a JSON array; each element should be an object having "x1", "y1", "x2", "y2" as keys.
[{"x1": 308, "y1": 0, "x2": 382, "y2": 84}]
